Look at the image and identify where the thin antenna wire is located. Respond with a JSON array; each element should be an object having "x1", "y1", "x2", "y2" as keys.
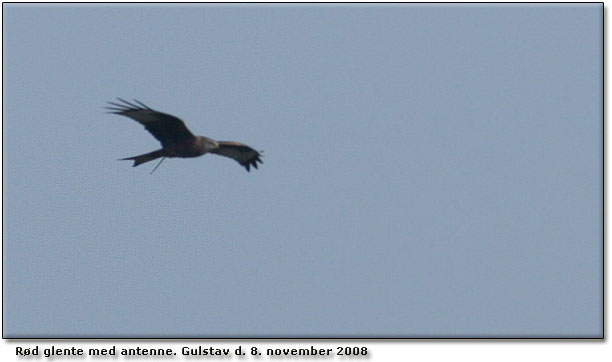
[{"x1": 150, "y1": 157, "x2": 166, "y2": 174}]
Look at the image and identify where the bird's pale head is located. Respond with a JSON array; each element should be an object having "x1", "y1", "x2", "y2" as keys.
[{"x1": 202, "y1": 137, "x2": 219, "y2": 152}]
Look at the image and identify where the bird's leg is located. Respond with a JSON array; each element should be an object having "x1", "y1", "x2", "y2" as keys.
[{"x1": 150, "y1": 157, "x2": 166, "y2": 174}]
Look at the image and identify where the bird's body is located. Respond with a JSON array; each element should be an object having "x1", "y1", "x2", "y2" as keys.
[
  {"x1": 163, "y1": 136, "x2": 214, "y2": 158},
  {"x1": 106, "y1": 99, "x2": 263, "y2": 171}
]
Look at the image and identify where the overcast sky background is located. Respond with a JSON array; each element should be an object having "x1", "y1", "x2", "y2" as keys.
[{"x1": 2, "y1": 4, "x2": 602, "y2": 337}]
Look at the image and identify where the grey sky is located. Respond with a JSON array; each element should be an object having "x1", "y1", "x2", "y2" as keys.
[{"x1": 2, "y1": 4, "x2": 602, "y2": 337}]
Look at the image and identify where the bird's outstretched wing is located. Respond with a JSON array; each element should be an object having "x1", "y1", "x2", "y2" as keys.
[
  {"x1": 210, "y1": 141, "x2": 263, "y2": 172},
  {"x1": 106, "y1": 98, "x2": 196, "y2": 147}
]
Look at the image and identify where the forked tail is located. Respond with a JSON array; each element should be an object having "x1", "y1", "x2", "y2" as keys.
[{"x1": 119, "y1": 149, "x2": 164, "y2": 167}]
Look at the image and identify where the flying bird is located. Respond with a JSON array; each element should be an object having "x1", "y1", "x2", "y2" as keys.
[{"x1": 106, "y1": 98, "x2": 263, "y2": 172}]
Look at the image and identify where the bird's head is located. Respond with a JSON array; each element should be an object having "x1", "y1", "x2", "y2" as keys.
[{"x1": 202, "y1": 137, "x2": 219, "y2": 152}]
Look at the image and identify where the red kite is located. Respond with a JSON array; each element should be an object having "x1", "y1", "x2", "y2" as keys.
[{"x1": 107, "y1": 99, "x2": 263, "y2": 172}]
